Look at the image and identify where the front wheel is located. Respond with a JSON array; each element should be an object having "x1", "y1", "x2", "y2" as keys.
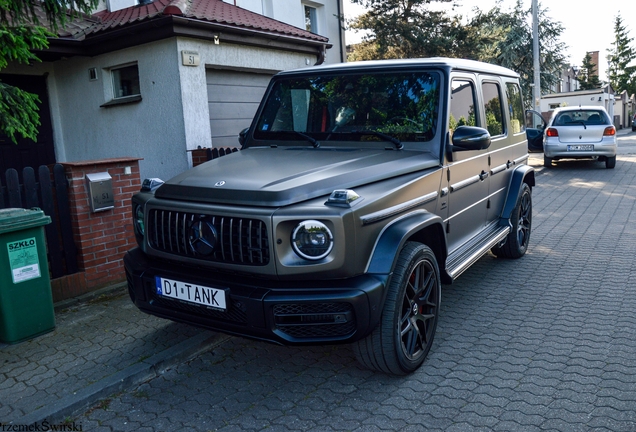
[
  {"x1": 492, "y1": 182, "x2": 532, "y2": 259},
  {"x1": 353, "y1": 242, "x2": 441, "y2": 375}
]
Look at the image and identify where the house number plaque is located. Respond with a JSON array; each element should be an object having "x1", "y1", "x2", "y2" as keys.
[{"x1": 181, "y1": 50, "x2": 200, "y2": 67}]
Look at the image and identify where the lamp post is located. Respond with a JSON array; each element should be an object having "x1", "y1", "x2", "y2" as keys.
[{"x1": 532, "y1": 0, "x2": 540, "y2": 110}]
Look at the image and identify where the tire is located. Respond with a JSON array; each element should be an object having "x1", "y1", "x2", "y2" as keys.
[
  {"x1": 543, "y1": 155, "x2": 553, "y2": 167},
  {"x1": 606, "y1": 156, "x2": 616, "y2": 169},
  {"x1": 353, "y1": 242, "x2": 441, "y2": 375},
  {"x1": 492, "y1": 182, "x2": 532, "y2": 259}
]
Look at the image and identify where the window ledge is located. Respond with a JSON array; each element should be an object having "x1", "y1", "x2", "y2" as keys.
[{"x1": 100, "y1": 94, "x2": 142, "y2": 108}]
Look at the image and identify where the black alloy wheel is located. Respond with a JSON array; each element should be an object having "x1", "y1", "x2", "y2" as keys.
[
  {"x1": 492, "y1": 182, "x2": 532, "y2": 259},
  {"x1": 353, "y1": 242, "x2": 441, "y2": 375}
]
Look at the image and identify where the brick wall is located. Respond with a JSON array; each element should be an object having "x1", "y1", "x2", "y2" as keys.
[{"x1": 52, "y1": 157, "x2": 142, "y2": 299}]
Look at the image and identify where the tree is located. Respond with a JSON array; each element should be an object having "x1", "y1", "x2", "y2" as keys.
[
  {"x1": 0, "y1": 0, "x2": 98, "y2": 144},
  {"x1": 465, "y1": 1, "x2": 567, "y2": 107},
  {"x1": 347, "y1": 0, "x2": 568, "y2": 108},
  {"x1": 347, "y1": 0, "x2": 461, "y2": 61},
  {"x1": 607, "y1": 13, "x2": 636, "y2": 95},
  {"x1": 578, "y1": 52, "x2": 601, "y2": 90}
]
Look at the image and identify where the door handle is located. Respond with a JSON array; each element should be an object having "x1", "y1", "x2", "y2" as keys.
[{"x1": 479, "y1": 170, "x2": 489, "y2": 181}]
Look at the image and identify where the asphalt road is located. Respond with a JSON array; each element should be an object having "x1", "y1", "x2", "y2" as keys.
[{"x1": 74, "y1": 136, "x2": 636, "y2": 432}]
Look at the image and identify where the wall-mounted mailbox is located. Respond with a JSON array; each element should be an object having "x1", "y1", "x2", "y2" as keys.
[{"x1": 86, "y1": 172, "x2": 115, "y2": 212}]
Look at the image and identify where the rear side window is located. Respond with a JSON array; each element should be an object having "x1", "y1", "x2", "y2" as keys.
[
  {"x1": 506, "y1": 83, "x2": 525, "y2": 134},
  {"x1": 554, "y1": 110, "x2": 609, "y2": 126},
  {"x1": 482, "y1": 82, "x2": 504, "y2": 136}
]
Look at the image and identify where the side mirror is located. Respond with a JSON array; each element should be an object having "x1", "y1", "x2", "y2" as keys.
[
  {"x1": 450, "y1": 126, "x2": 491, "y2": 151},
  {"x1": 238, "y1": 128, "x2": 249, "y2": 146}
]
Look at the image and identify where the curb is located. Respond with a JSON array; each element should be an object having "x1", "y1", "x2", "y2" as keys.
[{"x1": 14, "y1": 331, "x2": 230, "y2": 426}]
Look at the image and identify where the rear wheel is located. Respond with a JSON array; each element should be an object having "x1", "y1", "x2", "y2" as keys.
[
  {"x1": 353, "y1": 242, "x2": 441, "y2": 375},
  {"x1": 492, "y1": 182, "x2": 532, "y2": 259},
  {"x1": 543, "y1": 155, "x2": 553, "y2": 167},
  {"x1": 606, "y1": 156, "x2": 616, "y2": 169}
]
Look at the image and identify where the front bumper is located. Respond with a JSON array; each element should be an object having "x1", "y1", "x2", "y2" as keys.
[{"x1": 124, "y1": 248, "x2": 387, "y2": 345}]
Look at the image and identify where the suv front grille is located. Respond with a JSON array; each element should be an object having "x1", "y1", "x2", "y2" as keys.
[{"x1": 147, "y1": 209, "x2": 269, "y2": 265}]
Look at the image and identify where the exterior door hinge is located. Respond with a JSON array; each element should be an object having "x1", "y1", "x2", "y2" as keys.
[
  {"x1": 446, "y1": 221, "x2": 450, "y2": 233},
  {"x1": 487, "y1": 199, "x2": 491, "y2": 209}
]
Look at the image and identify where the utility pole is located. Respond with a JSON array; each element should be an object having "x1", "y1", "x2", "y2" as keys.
[{"x1": 532, "y1": 0, "x2": 540, "y2": 110}]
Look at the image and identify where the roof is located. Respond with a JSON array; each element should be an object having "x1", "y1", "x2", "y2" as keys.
[
  {"x1": 87, "y1": 0, "x2": 328, "y2": 43},
  {"x1": 30, "y1": 0, "x2": 328, "y2": 58},
  {"x1": 278, "y1": 57, "x2": 519, "y2": 78}
]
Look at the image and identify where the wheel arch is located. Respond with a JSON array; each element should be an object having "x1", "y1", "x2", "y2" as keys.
[
  {"x1": 366, "y1": 210, "x2": 447, "y2": 278},
  {"x1": 500, "y1": 165, "x2": 535, "y2": 221}
]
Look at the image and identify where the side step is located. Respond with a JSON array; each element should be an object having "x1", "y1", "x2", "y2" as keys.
[{"x1": 446, "y1": 222, "x2": 510, "y2": 280}]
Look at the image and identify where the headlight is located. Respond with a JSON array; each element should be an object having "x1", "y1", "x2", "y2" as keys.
[
  {"x1": 134, "y1": 205, "x2": 145, "y2": 236},
  {"x1": 291, "y1": 220, "x2": 333, "y2": 260}
]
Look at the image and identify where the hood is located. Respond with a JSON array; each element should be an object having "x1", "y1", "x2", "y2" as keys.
[{"x1": 155, "y1": 147, "x2": 440, "y2": 207}]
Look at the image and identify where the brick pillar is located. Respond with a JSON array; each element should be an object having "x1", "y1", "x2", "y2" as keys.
[{"x1": 59, "y1": 157, "x2": 143, "y2": 294}]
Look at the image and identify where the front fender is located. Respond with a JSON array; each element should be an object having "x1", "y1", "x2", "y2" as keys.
[
  {"x1": 500, "y1": 165, "x2": 535, "y2": 221},
  {"x1": 365, "y1": 210, "x2": 446, "y2": 276}
]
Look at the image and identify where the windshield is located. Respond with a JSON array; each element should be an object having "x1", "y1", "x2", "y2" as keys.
[{"x1": 252, "y1": 71, "x2": 441, "y2": 147}]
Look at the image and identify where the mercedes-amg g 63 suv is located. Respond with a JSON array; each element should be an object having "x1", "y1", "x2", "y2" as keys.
[{"x1": 124, "y1": 58, "x2": 535, "y2": 375}]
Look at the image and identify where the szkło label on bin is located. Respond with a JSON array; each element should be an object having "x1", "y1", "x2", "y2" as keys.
[{"x1": 7, "y1": 237, "x2": 41, "y2": 283}]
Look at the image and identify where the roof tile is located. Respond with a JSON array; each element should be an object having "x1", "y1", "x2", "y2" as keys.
[{"x1": 87, "y1": 0, "x2": 327, "y2": 42}]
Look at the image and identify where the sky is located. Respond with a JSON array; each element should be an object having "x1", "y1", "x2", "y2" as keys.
[{"x1": 342, "y1": 0, "x2": 636, "y2": 80}]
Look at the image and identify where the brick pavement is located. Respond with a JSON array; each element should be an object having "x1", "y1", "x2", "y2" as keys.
[
  {"x1": 65, "y1": 153, "x2": 636, "y2": 431},
  {"x1": 2, "y1": 146, "x2": 636, "y2": 431},
  {"x1": 0, "y1": 285, "x2": 226, "y2": 426}
]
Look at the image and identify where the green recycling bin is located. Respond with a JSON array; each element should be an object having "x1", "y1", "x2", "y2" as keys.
[{"x1": 0, "y1": 208, "x2": 55, "y2": 343}]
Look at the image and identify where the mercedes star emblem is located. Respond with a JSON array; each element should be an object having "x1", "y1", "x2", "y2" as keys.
[{"x1": 189, "y1": 217, "x2": 217, "y2": 256}]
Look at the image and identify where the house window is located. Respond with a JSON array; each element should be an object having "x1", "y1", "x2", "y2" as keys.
[
  {"x1": 304, "y1": 5, "x2": 317, "y2": 33},
  {"x1": 112, "y1": 64, "x2": 140, "y2": 99}
]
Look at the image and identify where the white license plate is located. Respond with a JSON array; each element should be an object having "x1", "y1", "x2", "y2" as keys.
[
  {"x1": 155, "y1": 277, "x2": 227, "y2": 310},
  {"x1": 567, "y1": 144, "x2": 594, "y2": 151}
]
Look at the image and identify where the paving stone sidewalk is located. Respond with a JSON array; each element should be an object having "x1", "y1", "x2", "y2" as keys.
[{"x1": 0, "y1": 283, "x2": 226, "y2": 426}]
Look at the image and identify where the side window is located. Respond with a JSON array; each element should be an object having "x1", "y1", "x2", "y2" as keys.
[
  {"x1": 482, "y1": 82, "x2": 504, "y2": 136},
  {"x1": 449, "y1": 79, "x2": 477, "y2": 137},
  {"x1": 506, "y1": 82, "x2": 525, "y2": 134}
]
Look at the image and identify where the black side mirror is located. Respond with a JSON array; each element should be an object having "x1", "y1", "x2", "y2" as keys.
[
  {"x1": 450, "y1": 126, "x2": 491, "y2": 152},
  {"x1": 238, "y1": 128, "x2": 249, "y2": 147}
]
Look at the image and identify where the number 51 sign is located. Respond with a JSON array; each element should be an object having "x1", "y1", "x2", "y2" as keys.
[{"x1": 181, "y1": 50, "x2": 200, "y2": 67}]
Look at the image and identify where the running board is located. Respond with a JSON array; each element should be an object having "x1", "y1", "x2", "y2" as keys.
[{"x1": 446, "y1": 223, "x2": 511, "y2": 280}]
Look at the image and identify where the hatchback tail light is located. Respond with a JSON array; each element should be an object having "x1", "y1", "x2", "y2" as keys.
[
  {"x1": 603, "y1": 126, "x2": 616, "y2": 136},
  {"x1": 546, "y1": 127, "x2": 559, "y2": 137}
]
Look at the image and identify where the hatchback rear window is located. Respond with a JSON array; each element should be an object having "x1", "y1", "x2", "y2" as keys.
[{"x1": 554, "y1": 110, "x2": 608, "y2": 126}]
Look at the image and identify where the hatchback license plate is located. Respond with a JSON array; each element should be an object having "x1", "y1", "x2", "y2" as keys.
[
  {"x1": 567, "y1": 144, "x2": 594, "y2": 151},
  {"x1": 156, "y1": 277, "x2": 227, "y2": 310}
]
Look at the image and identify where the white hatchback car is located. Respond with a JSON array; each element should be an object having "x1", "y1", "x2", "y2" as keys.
[{"x1": 543, "y1": 106, "x2": 617, "y2": 169}]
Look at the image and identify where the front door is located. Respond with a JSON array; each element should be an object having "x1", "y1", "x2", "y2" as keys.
[
  {"x1": 444, "y1": 74, "x2": 490, "y2": 253},
  {"x1": 0, "y1": 74, "x2": 56, "y2": 175}
]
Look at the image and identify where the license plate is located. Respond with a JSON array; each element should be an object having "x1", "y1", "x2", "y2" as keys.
[
  {"x1": 155, "y1": 277, "x2": 227, "y2": 310},
  {"x1": 567, "y1": 144, "x2": 594, "y2": 151}
]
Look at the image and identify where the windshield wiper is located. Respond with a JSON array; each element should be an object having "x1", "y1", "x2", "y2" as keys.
[
  {"x1": 291, "y1": 131, "x2": 320, "y2": 148},
  {"x1": 353, "y1": 130, "x2": 403, "y2": 150}
]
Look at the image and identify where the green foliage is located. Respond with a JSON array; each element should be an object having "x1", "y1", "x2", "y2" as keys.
[
  {"x1": 0, "y1": 81, "x2": 41, "y2": 142},
  {"x1": 607, "y1": 13, "x2": 636, "y2": 95},
  {"x1": 579, "y1": 52, "x2": 601, "y2": 90},
  {"x1": 0, "y1": 0, "x2": 98, "y2": 143}
]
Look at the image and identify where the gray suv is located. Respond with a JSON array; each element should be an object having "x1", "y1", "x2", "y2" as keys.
[{"x1": 125, "y1": 58, "x2": 535, "y2": 375}]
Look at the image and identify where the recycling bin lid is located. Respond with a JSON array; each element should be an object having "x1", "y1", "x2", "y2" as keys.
[{"x1": 0, "y1": 208, "x2": 51, "y2": 234}]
